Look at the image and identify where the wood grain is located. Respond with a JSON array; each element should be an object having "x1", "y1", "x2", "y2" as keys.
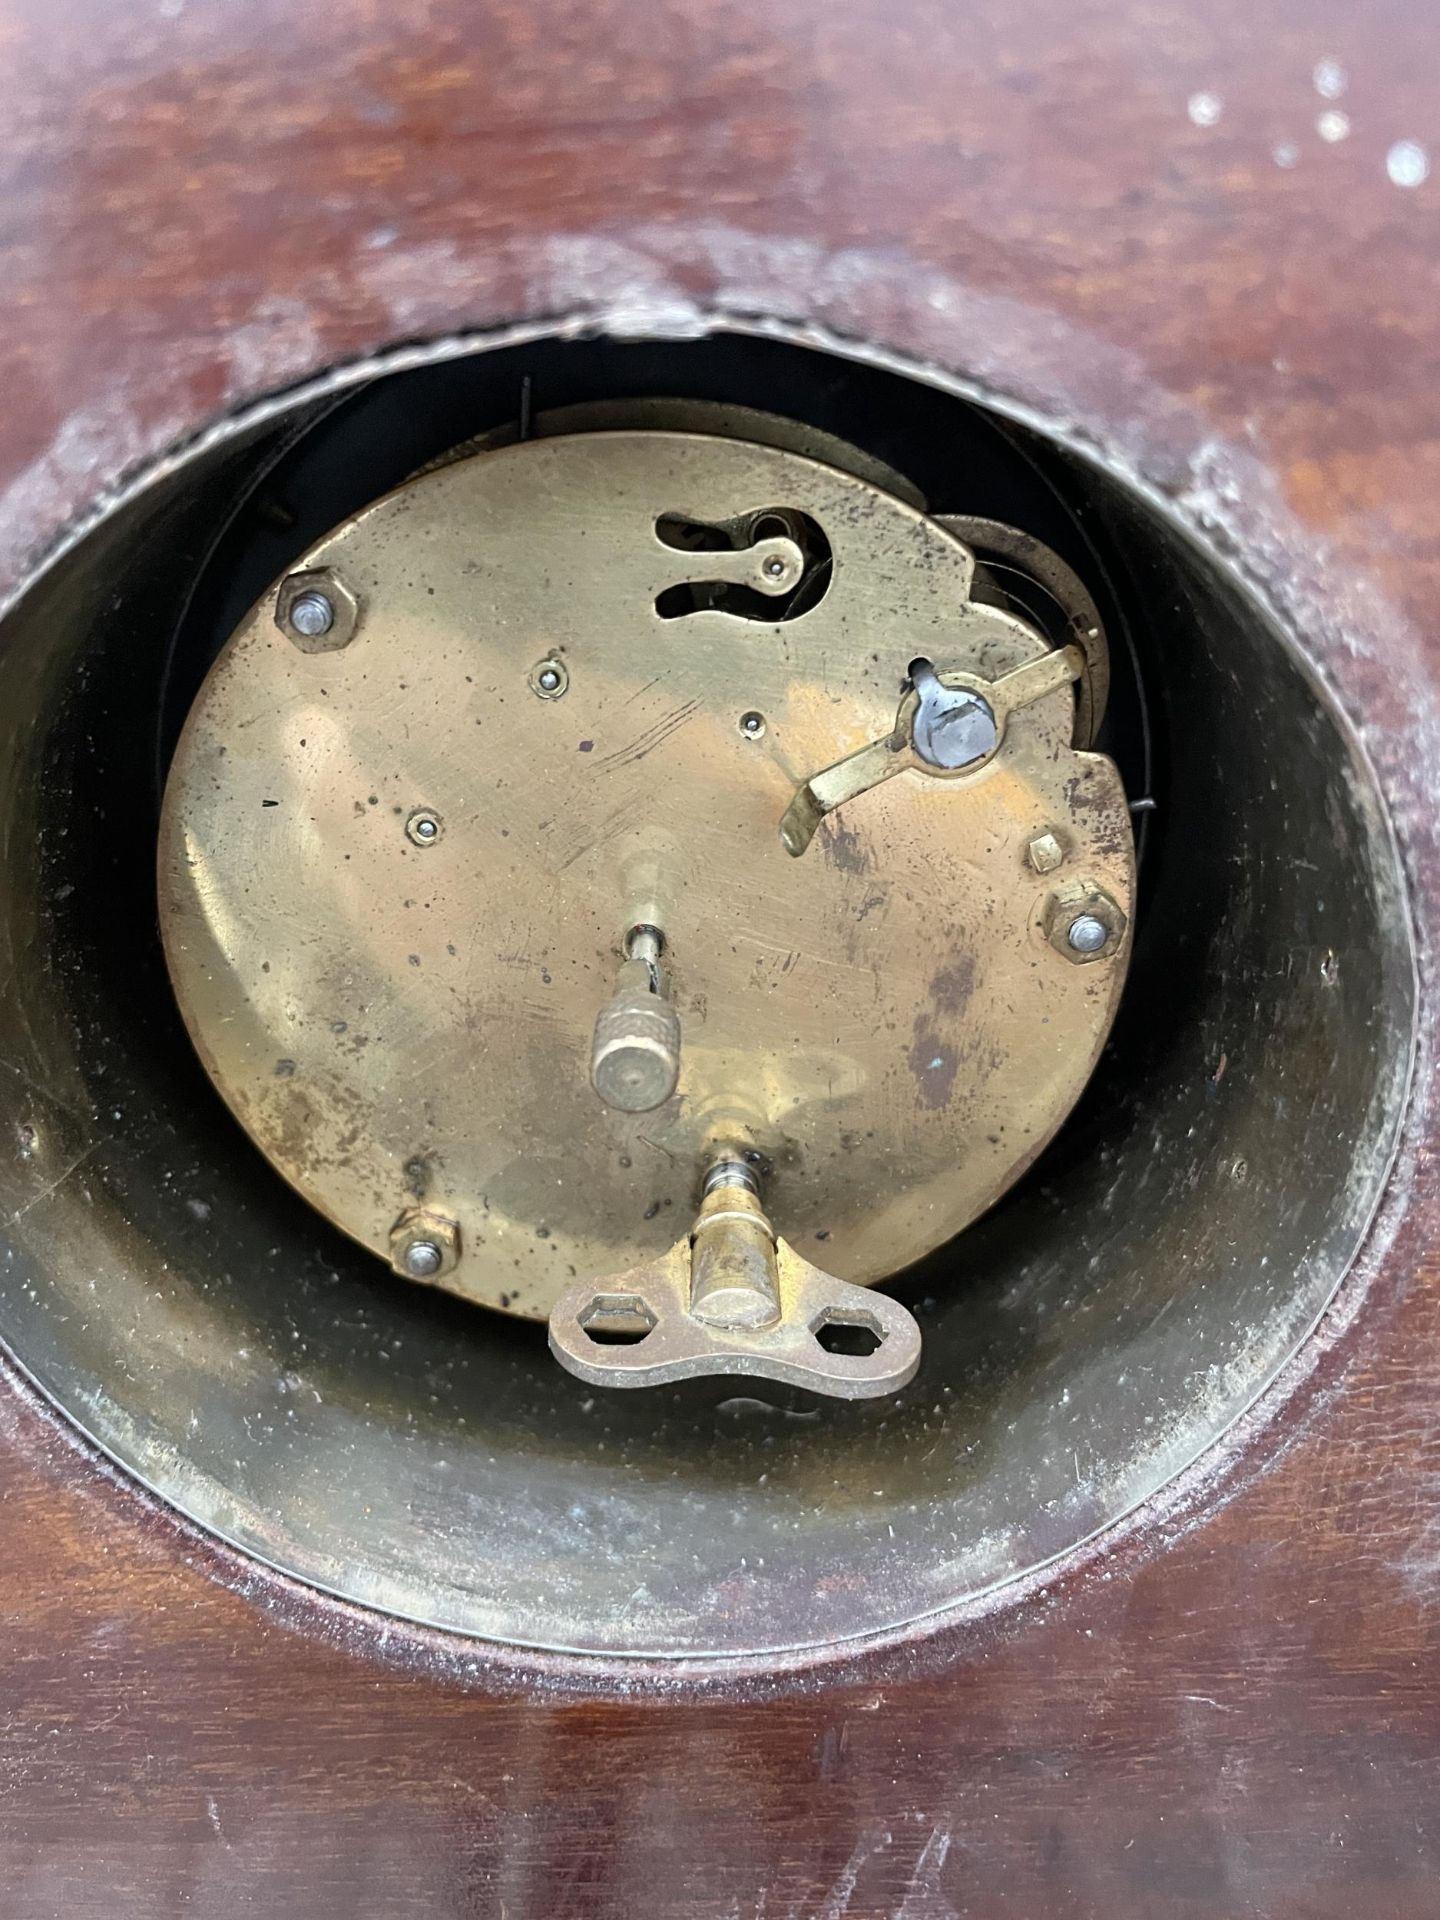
[{"x1": 0, "y1": 0, "x2": 1439, "y2": 1913}]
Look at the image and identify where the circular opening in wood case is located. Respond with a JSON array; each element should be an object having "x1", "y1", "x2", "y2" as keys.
[{"x1": 0, "y1": 330, "x2": 1414, "y2": 1662}]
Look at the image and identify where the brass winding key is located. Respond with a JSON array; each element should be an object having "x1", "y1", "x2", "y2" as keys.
[{"x1": 548, "y1": 1160, "x2": 923, "y2": 1397}]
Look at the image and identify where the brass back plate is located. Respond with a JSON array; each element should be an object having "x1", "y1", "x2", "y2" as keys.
[{"x1": 158, "y1": 431, "x2": 1133, "y2": 1319}]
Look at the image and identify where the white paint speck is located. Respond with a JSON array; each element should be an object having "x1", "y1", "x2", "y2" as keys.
[
  {"x1": 1312, "y1": 57, "x2": 1347, "y2": 101},
  {"x1": 365, "y1": 226, "x2": 399, "y2": 251},
  {"x1": 1387, "y1": 139, "x2": 1430, "y2": 188},
  {"x1": 1273, "y1": 142, "x2": 1300, "y2": 169},
  {"x1": 1187, "y1": 91, "x2": 1223, "y2": 129},
  {"x1": 1317, "y1": 109, "x2": 1351, "y2": 143}
]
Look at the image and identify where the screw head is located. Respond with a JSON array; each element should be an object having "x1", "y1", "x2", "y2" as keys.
[
  {"x1": 405, "y1": 808, "x2": 442, "y2": 847},
  {"x1": 529, "y1": 657, "x2": 569, "y2": 699},
  {"x1": 764, "y1": 555, "x2": 786, "y2": 578},
  {"x1": 1067, "y1": 913, "x2": 1109, "y2": 954},
  {"x1": 289, "y1": 590, "x2": 334, "y2": 638}
]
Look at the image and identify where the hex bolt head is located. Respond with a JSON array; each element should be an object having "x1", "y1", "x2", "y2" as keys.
[
  {"x1": 389, "y1": 1208, "x2": 461, "y2": 1280},
  {"x1": 276, "y1": 568, "x2": 361, "y2": 653},
  {"x1": 1043, "y1": 881, "x2": 1128, "y2": 964}
]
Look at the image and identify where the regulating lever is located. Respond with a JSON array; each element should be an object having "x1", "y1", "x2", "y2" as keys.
[{"x1": 779, "y1": 644, "x2": 1084, "y2": 857}]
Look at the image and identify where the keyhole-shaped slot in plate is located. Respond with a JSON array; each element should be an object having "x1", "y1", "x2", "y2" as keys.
[{"x1": 653, "y1": 506, "x2": 832, "y2": 621}]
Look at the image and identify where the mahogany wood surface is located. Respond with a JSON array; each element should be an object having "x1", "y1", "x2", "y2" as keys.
[{"x1": 1, "y1": 1, "x2": 1439, "y2": 1913}]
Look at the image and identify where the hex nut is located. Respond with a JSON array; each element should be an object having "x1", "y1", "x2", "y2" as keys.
[
  {"x1": 276, "y1": 567, "x2": 361, "y2": 652},
  {"x1": 1044, "y1": 880, "x2": 1127, "y2": 964},
  {"x1": 389, "y1": 1208, "x2": 461, "y2": 1280}
]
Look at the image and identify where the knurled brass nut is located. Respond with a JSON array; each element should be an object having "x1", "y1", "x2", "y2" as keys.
[
  {"x1": 276, "y1": 567, "x2": 361, "y2": 652},
  {"x1": 389, "y1": 1208, "x2": 461, "y2": 1280},
  {"x1": 1044, "y1": 881, "x2": 1127, "y2": 964}
]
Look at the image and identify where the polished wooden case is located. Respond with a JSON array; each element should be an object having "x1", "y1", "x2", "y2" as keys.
[{"x1": 1, "y1": 1, "x2": 1438, "y2": 1912}]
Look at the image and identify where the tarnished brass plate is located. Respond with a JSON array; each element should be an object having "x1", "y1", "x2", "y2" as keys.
[{"x1": 158, "y1": 431, "x2": 1133, "y2": 1320}]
